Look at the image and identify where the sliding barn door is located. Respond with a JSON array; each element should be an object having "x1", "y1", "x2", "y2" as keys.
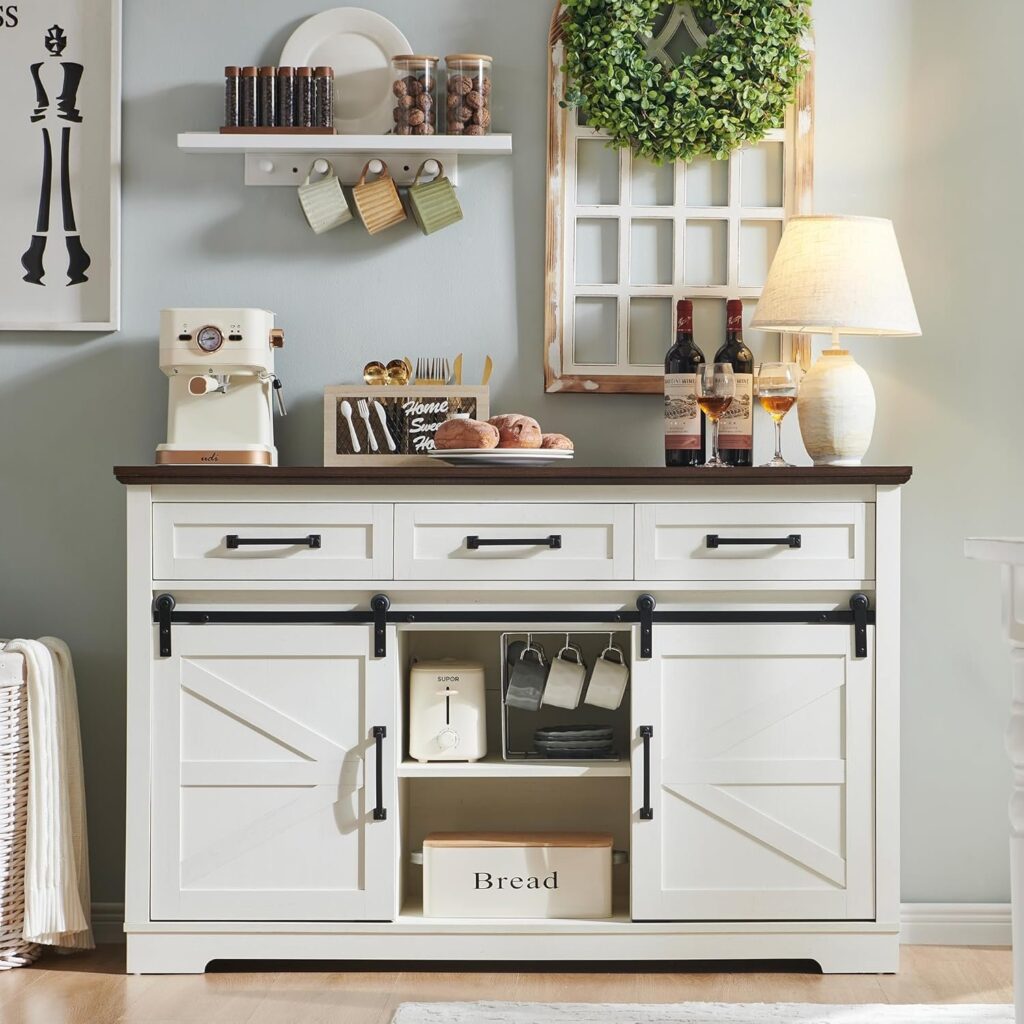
[
  {"x1": 631, "y1": 623, "x2": 874, "y2": 921},
  {"x1": 151, "y1": 624, "x2": 397, "y2": 921}
]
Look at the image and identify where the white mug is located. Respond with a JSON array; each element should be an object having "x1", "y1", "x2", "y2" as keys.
[
  {"x1": 585, "y1": 644, "x2": 629, "y2": 710},
  {"x1": 297, "y1": 160, "x2": 353, "y2": 235},
  {"x1": 542, "y1": 644, "x2": 587, "y2": 710}
]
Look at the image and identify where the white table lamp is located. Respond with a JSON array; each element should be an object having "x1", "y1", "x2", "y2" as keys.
[{"x1": 751, "y1": 215, "x2": 921, "y2": 466}]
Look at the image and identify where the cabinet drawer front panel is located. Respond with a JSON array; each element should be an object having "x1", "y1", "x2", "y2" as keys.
[
  {"x1": 631, "y1": 623, "x2": 874, "y2": 921},
  {"x1": 395, "y1": 504, "x2": 634, "y2": 580},
  {"x1": 153, "y1": 503, "x2": 393, "y2": 580},
  {"x1": 151, "y1": 624, "x2": 397, "y2": 922},
  {"x1": 636, "y1": 503, "x2": 873, "y2": 581}
]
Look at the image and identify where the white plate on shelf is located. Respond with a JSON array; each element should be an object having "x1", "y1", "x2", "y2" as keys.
[
  {"x1": 280, "y1": 8, "x2": 412, "y2": 134},
  {"x1": 428, "y1": 449, "x2": 576, "y2": 467}
]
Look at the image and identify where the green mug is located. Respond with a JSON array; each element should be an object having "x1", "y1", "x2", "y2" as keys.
[{"x1": 407, "y1": 160, "x2": 464, "y2": 236}]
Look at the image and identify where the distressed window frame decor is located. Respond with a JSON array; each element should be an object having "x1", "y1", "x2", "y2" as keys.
[{"x1": 544, "y1": 3, "x2": 814, "y2": 394}]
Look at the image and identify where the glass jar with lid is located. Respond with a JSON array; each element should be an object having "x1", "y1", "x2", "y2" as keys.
[
  {"x1": 445, "y1": 54, "x2": 492, "y2": 135},
  {"x1": 391, "y1": 55, "x2": 439, "y2": 136}
]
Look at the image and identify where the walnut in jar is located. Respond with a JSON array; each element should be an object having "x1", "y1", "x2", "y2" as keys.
[{"x1": 445, "y1": 55, "x2": 492, "y2": 135}]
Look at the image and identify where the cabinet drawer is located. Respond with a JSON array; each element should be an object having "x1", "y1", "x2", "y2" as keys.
[
  {"x1": 636, "y1": 503, "x2": 873, "y2": 582},
  {"x1": 153, "y1": 503, "x2": 394, "y2": 580},
  {"x1": 394, "y1": 503, "x2": 634, "y2": 580}
]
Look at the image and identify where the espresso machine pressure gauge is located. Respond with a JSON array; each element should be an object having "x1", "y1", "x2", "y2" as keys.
[{"x1": 196, "y1": 325, "x2": 224, "y2": 353}]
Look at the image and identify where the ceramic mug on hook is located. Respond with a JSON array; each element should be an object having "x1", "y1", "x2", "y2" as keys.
[
  {"x1": 297, "y1": 159, "x2": 353, "y2": 234},
  {"x1": 352, "y1": 159, "x2": 407, "y2": 235},
  {"x1": 504, "y1": 637, "x2": 548, "y2": 712},
  {"x1": 584, "y1": 638, "x2": 629, "y2": 711},
  {"x1": 407, "y1": 159, "x2": 464, "y2": 236},
  {"x1": 542, "y1": 638, "x2": 587, "y2": 711}
]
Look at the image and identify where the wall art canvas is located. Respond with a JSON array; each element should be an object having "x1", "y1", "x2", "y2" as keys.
[{"x1": 0, "y1": 0, "x2": 121, "y2": 331}]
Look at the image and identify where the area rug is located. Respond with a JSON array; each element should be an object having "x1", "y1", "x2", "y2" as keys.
[{"x1": 391, "y1": 1003, "x2": 1014, "y2": 1024}]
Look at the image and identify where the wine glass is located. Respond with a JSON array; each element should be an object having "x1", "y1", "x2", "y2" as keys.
[
  {"x1": 756, "y1": 362, "x2": 800, "y2": 468},
  {"x1": 695, "y1": 363, "x2": 735, "y2": 468}
]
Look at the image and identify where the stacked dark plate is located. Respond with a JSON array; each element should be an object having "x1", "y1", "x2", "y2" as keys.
[{"x1": 533, "y1": 725, "x2": 616, "y2": 760}]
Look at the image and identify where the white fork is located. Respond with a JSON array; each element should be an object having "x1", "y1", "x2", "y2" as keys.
[{"x1": 357, "y1": 399, "x2": 379, "y2": 452}]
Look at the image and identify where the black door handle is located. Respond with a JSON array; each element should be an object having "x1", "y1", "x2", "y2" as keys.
[
  {"x1": 706, "y1": 534, "x2": 801, "y2": 549},
  {"x1": 639, "y1": 726, "x2": 654, "y2": 820},
  {"x1": 850, "y1": 593, "x2": 869, "y2": 659},
  {"x1": 467, "y1": 535, "x2": 562, "y2": 550},
  {"x1": 226, "y1": 534, "x2": 322, "y2": 549},
  {"x1": 372, "y1": 726, "x2": 387, "y2": 821}
]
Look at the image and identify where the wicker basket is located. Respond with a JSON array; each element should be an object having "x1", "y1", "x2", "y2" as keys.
[{"x1": 0, "y1": 651, "x2": 40, "y2": 968}]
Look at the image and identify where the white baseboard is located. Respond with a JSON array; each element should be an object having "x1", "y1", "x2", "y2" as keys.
[
  {"x1": 88, "y1": 902, "x2": 1013, "y2": 949},
  {"x1": 899, "y1": 903, "x2": 1011, "y2": 946}
]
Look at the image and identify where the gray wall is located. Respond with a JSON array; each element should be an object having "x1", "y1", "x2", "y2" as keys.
[{"x1": 0, "y1": 0, "x2": 1019, "y2": 907}]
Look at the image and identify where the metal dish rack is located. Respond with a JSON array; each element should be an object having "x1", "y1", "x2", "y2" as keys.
[{"x1": 499, "y1": 630, "x2": 631, "y2": 762}]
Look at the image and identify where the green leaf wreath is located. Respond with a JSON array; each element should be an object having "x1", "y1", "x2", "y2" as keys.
[{"x1": 561, "y1": 0, "x2": 813, "y2": 162}]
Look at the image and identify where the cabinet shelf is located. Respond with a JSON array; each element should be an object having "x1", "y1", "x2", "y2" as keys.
[
  {"x1": 177, "y1": 131, "x2": 513, "y2": 187},
  {"x1": 397, "y1": 901, "x2": 632, "y2": 929},
  {"x1": 399, "y1": 755, "x2": 628, "y2": 779}
]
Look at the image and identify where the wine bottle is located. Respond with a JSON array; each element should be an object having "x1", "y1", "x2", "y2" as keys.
[
  {"x1": 664, "y1": 299, "x2": 706, "y2": 467},
  {"x1": 714, "y1": 299, "x2": 754, "y2": 467}
]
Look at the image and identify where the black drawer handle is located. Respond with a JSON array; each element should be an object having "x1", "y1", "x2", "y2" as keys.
[
  {"x1": 639, "y1": 726, "x2": 654, "y2": 821},
  {"x1": 706, "y1": 533, "x2": 801, "y2": 549},
  {"x1": 466, "y1": 535, "x2": 562, "y2": 550},
  {"x1": 226, "y1": 534, "x2": 322, "y2": 550}
]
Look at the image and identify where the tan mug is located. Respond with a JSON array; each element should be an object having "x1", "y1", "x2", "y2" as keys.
[
  {"x1": 297, "y1": 160, "x2": 353, "y2": 234},
  {"x1": 352, "y1": 160, "x2": 407, "y2": 236}
]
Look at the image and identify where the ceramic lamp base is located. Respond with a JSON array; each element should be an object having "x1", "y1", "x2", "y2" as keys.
[{"x1": 797, "y1": 349, "x2": 876, "y2": 467}]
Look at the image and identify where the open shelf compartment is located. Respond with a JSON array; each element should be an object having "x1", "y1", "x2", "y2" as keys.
[{"x1": 395, "y1": 623, "x2": 633, "y2": 922}]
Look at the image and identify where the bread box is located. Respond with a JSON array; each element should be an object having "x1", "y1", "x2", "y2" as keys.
[{"x1": 417, "y1": 832, "x2": 613, "y2": 919}]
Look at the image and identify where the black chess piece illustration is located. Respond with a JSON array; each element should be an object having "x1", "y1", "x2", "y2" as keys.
[{"x1": 21, "y1": 24, "x2": 91, "y2": 287}]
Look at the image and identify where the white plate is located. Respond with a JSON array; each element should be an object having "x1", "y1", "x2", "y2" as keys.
[
  {"x1": 428, "y1": 449, "x2": 576, "y2": 467},
  {"x1": 280, "y1": 8, "x2": 412, "y2": 134}
]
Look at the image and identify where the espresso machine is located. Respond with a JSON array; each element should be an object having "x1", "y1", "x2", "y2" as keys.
[{"x1": 156, "y1": 308, "x2": 285, "y2": 466}]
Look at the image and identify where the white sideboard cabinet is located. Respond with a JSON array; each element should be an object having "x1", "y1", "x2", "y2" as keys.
[{"x1": 117, "y1": 465, "x2": 910, "y2": 975}]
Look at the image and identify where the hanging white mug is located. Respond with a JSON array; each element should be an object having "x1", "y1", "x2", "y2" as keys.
[
  {"x1": 542, "y1": 643, "x2": 587, "y2": 711},
  {"x1": 585, "y1": 643, "x2": 629, "y2": 711},
  {"x1": 297, "y1": 159, "x2": 353, "y2": 234}
]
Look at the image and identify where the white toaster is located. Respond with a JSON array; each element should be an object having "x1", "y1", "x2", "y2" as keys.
[{"x1": 409, "y1": 660, "x2": 487, "y2": 763}]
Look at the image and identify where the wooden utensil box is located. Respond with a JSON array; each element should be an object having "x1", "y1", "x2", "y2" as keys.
[{"x1": 323, "y1": 385, "x2": 489, "y2": 466}]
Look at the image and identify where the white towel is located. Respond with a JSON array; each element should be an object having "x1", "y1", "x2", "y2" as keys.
[{"x1": 6, "y1": 639, "x2": 93, "y2": 950}]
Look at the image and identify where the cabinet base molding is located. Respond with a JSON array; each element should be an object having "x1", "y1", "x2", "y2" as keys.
[{"x1": 125, "y1": 928, "x2": 899, "y2": 976}]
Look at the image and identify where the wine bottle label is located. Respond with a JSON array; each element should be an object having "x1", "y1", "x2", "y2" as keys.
[
  {"x1": 664, "y1": 373, "x2": 701, "y2": 450},
  {"x1": 718, "y1": 372, "x2": 753, "y2": 451}
]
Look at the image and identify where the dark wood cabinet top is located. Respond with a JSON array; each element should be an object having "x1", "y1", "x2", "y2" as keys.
[{"x1": 114, "y1": 465, "x2": 913, "y2": 486}]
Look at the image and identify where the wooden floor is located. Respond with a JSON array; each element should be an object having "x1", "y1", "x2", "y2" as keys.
[{"x1": 0, "y1": 945, "x2": 1012, "y2": 1023}]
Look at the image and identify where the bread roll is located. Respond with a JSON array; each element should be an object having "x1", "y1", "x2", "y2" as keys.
[
  {"x1": 541, "y1": 433, "x2": 574, "y2": 451},
  {"x1": 435, "y1": 417, "x2": 500, "y2": 450},
  {"x1": 489, "y1": 413, "x2": 543, "y2": 449}
]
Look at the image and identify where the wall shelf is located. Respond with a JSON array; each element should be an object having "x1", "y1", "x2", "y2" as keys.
[
  {"x1": 399, "y1": 756, "x2": 628, "y2": 779},
  {"x1": 177, "y1": 132, "x2": 513, "y2": 187}
]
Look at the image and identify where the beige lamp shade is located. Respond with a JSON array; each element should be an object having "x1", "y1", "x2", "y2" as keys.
[{"x1": 751, "y1": 215, "x2": 921, "y2": 337}]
